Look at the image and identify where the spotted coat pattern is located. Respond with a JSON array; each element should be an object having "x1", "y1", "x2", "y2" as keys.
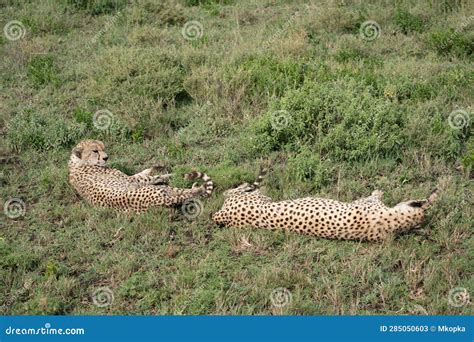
[
  {"x1": 69, "y1": 140, "x2": 213, "y2": 213},
  {"x1": 212, "y1": 176, "x2": 437, "y2": 242}
]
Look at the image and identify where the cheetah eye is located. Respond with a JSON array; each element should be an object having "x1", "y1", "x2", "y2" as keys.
[{"x1": 93, "y1": 150, "x2": 99, "y2": 153}]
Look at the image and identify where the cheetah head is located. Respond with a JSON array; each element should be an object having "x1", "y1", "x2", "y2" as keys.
[{"x1": 69, "y1": 139, "x2": 109, "y2": 167}]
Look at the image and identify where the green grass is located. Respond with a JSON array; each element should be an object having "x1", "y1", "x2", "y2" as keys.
[{"x1": 1, "y1": 0, "x2": 473, "y2": 315}]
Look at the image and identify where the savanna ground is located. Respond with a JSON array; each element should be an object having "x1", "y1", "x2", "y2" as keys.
[{"x1": 1, "y1": 0, "x2": 473, "y2": 315}]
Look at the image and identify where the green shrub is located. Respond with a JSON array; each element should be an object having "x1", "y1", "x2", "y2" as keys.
[
  {"x1": 428, "y1": 29, "x2": 472, "y2": 57},
  {"x1": 72, "y1": 107, "x2": 140, "y2": 143},
  {"x1": 0, "y1": 240, "x2": 39, "y2": 271},
  {"x1": 394, "y1": 9, "x2": 425, "y2": 34},
  {"x1": 119, "y1": 273, "x2": 150, "y2": 299},
  {"x1": 184, "y1": 0, "x2": 233, "y2": 6},
  {"x1": 393, "y1": 77, "x2": 437, "y2": 102},
  {"x1": 91, "y1": 48, "x2": 189, "y2": 104},
  {"x1": 73, "y1": 107, "x2": 94, "y2": 129},
  {"x1": 20, "y1": 9, "x2": 71, "y2": 36},
  {"x1": 128, "y1": 1, "x2": 186, "y2": 26},
  {"x1": 7, "y1": 108, "x2": 141, "y2": 152},
  {"x1": 339, "y1": 11, "x2": 366, "y2": 34},
  {"x1": 230, "y1": 55, "x2": 304, "y2": 98},
  {"x1": 334, "y1": 48, "x2": 366, "y2": 63},
  {"x1": 437, "y1": 0, "x2": 464, "y2": 13},
  {"x1": 287, "y1": 148, "x2": 332, "y2": 187},
  {"x1": 67, "y1": 0, "x2": 127, "y2": 15},
  {"x1": 7, "y1": 112, "x2": 87, "y2": 152},
  {"x1": 251, "y1": 78, "x2": 407, "y2": 161},
  {"x1": 27, "y1": 55, "x2": 60, "y2": 88},
  {"x1": 461, "y1": 137, "x2": 473, "y2": 177}
]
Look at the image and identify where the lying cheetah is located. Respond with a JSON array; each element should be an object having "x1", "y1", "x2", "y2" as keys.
[
  {"x1": 69, "y1": 139, "x2": 213, "y2": 213},
  {"x1": 212, "y1": 169, "x2": 438, "y2": 241}
]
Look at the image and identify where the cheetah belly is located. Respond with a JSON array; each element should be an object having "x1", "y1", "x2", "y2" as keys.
[
  {"x1": 258, "y1": 198, "x2": 374, "y2": 240},
  {"x1": 73, "y1": 173, "x2": 138, "y2": 208}
]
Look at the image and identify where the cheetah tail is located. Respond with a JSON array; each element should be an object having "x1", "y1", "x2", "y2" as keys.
[
  {"x1": 252, "y1": 166, "x2": 268, "y2": 189},
  {"x1": 421, "y1": 188, "x2": 439, "y2": 209},
  {"x1": 407, "y1": 188, "x2": 440, "y2": 209},
  {"x1": 184, "y1": 171, "x2": 214, "y2": 196}
]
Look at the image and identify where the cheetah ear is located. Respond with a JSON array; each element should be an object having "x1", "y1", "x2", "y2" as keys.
[{"x1": 72, "y1": 147, "x2": 83, "y2": 159}]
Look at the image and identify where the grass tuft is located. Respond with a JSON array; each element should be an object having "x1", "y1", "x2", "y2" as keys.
[{"x1": 1, "y1": 0, "x2": 472, "y2": 315}]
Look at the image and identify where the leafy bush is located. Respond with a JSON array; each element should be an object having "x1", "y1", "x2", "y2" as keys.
[
  {"x1": 6, "y1": 107, "x2": 142, "y2": 152},
  {"x1": 334, "y1": 48, "x2": 366, "y2": 63},
  {"x1": 392, "y1": 76, "x2": 437, "y2": 102},
  {"x1": 317, "y1": 9, "x2": 365, "y2": 34},
  {"x1": 461, "y1": 137, "x2": 473, "y2": 177},
  {"x1": 394, "y1": 9, "x2": 425, "y2": 34},
  {"x1": 128, "y1": 0, "x2": 186, "y2": 26},
  {"x1": 251, "y1": 78, "x2": 407, "y2": 161},
  {"x1": 333, "y1": 48, "x2": 382, "y2": 67},
  {"x1": 90, "y1": 48, "x2": 189, "y2": 105},
  {"x1": 21, "y1": 14, "x2": 70, "y2": 36},
  {"x1": 7, "y1": 112, "x2": 87, "y2": 152},
  {"x1": 27, "y1": 55, "x2": 60, "y2": 88},
  {"x1": 437, "y1": 0, "x2": 464, "y2": 13},
  {"x1": 287, "y1": 148, "x2": 332, "y2": 187},
  {"x1": 67, "y1": 0, "x2": 127, "y2": 15},
  {"x1": 184, "y1": 0, "x2": 233, "y2": 6},
  {"x1": 230, "y1": 55, "x2": 304, "y2": 98},
  {"x1": 0, "y1": 240, "x2": 39, "y2": 271},
  {"x1": 72, "y1": 107, "x2": 142, "y2": 143},
  {"x1": 428, "y1": 30, "x2": 473, "y2": 57}
]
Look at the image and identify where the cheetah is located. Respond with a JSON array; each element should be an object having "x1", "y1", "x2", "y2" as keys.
[
  {"x1": 212, "y1": 169, "x2": 438, "y2": 241},
  {"x1": 68, "y1": 139, "x2": 213, "y2": 213}
]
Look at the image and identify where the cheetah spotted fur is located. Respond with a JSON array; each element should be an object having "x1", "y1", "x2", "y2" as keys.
[
  {"x1": 212, "y1": 169, "x2": 438, "y2": 241},
  {"x1": 69, "y1": 140, "x2": 213, "y2": 213}
]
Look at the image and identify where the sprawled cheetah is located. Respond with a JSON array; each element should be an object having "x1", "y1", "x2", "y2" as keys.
[
  {"x1": 69, "y1": 139, "x2": 213, "y2": 213},
  {"x1": 212, "y1": 169, "x2": 438, "y2": 241}
]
